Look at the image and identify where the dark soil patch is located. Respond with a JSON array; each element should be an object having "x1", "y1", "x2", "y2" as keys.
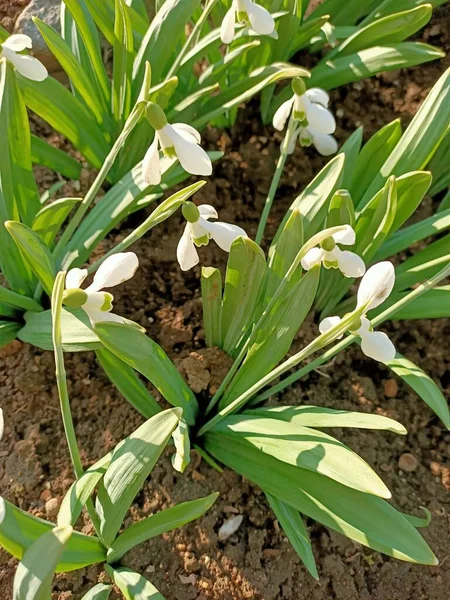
[{"x1": 1, "y1": 4, "x2": 450, "y2": 600}]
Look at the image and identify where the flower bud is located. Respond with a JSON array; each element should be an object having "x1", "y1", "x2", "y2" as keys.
[
  {"x1": 291, "y1": 77, "x2": 306, "y2": 97},
  {"x1": 182, "y1": 201, "x2": 200, "y2": 223},
  {"x1": 62, "y1": 288, "x2": 88, "y2": 308},
  {"x1": 145, "y1": 102, "x2": 167, "y2": 130},
  {"x1": 320, "y1": 236, "x2": 336, "y2": 252}
]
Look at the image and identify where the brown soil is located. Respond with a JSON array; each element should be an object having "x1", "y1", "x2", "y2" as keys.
[{"x1": 1, "y1": 4, "x2": 450, "y2": 600}]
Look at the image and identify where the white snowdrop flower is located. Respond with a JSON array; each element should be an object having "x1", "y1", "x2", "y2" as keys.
[
  {"x1": 177, "y1": 202, "x2": 247, "y2": 271},
  {"x1": 0, "y1": 408, "x2": 3, "y2": 441},
  {"x1": 273, "y1": 78, "x2": 338, "y2": 156},
  {"x1": 301, "y1": 225, "x2": 365, "y2": 278},
  {"x1": 142, "y1": 103, "x2": 212, "y2": 186},
  {"x1": 0, "y1": 34, "x2": 48, "y2": 81},
  {"x1": 319, "y1": 262, "x2": 396, "y2": 363},
  {"x1": 63, "y1": 253, "x2": 139, "y2": 325},
  {"x1": 220, "y1": 0, "x2": 275, "y2": 44}
]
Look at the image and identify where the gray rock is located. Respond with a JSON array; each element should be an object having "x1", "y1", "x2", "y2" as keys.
[{"x1": 14, "y1": 0, "x2": 61, "y2": 72}]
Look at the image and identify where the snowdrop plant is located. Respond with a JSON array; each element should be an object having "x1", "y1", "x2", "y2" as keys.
[
  {"x1": 0, "y1": 275, "x2": 217, "y2": 598},
  {"x1": 177, "y1": 202, "x2": 247, "y2": 271},
  {"x1": 0, "y1": 1, "x2": 449, "y2": 596},
  {"x1": 0, "y1": 0, "x2": 443, "y2": 182},
  {"x1": 87, "y1": 68, "x2": 450, "y2": 583}
]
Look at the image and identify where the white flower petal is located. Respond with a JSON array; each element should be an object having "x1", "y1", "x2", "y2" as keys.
[
  {"x1": 198, "y1": 204, "x2": 219, "y2": 220},
  {"x1": 0, "y1": 408, "x2": 3, "y2": 441},
  {"x1": 293, "y1": 95, "x2": 306, "y2": 116},
  {"x1": 2, "y1": 34, "x2": 32, "y2": 51},
  {"x1": 301, "y1": 247, "x2": 324, "y2": 270},
  {"x1": 200, "y1": 219, "x2": 247, "y2": 252},
  {"x1": 357, "y1": 261, "x2": 395, "y2": 311},
  {"x1": 319, "y1": 316, "x2": 343, "y2": 338},
  {"x1": 85, "y1": 308, "x2": 124, "y2": 325},
  {"x1": 273, "y1": 97, "x2": 294, "y2": 131},
  {"x1": 311, "y1": 131, "x2": 338, "y2": 156},
  {"x1": 177, "y1": 224, "x2": 200, "y2": 271},
  {"x1": 332, "y1": 225, "x2": 355, "y2": 245},
  {"x1": 354, "y1": 316, "x2": 372, "y2": 335},
  {"x1": 360, "y1": 330, "x2": 396, "y2": 363},
  {"x1": 83, "y1": 291, "x2": 111, "y2": 310},
  {"x1": 220, "y1": 6, "x2": 236, "y2": 43},
  {"x1": 306, "y1": 101, "x2": 336, "y2": 134},
  {"x1": 88, "y1": 253, "x2": 139, "y2": 291},
  {"x1": 3, "y1": 49, "x2": 48, "y2": 81},
  {"x1": 244, "y1": 0, "x2": 275, "y2": 35},
  {"x1": 305, "y1": 87, "x2": 329, "y2": 108},
  {"x1": 173, "y1": 133, "x2": 212, "y2": 177},
  {"x1": 172, "y1": 123, "x2": 201, "y2": 144},
  {"x1": 334, "y1": 248, "x2": 366, "y2": 278},
  {"x1": 66, "y1": 268, "x2": 88, "y2": 289},
  {"x1": 142, "y1": 135, "x2": 161, "y2": 185},
  {"x1": 158, "y1": 124, "x2": 176, "y2": 149}
]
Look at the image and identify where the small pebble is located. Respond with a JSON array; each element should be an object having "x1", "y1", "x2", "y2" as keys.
[
  {"x1": 398, "y1": 453, "x2": 418, "y2": 472},
  {"x1": 178, "y1": 574, "x2": 197, "y2": 585},
  {"x1": 384, "y1": 378, "x2": 399, "y2": 398},
  {"x1": 45, "y1": 497, "x2": 60, "y2": 519},
  {"x1": 218, "y1": 515, "x2": 243, "y2": 541},
  {"x1": 40, "y1": 489, "x2": 52, "y2": 502}
]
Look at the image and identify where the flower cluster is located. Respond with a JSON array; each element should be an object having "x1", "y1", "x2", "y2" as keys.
[
  {"x1": 220, "y1": 0, "x2": 276, "y2": 44},
  {"x1": 0, "y1": 34, "x2": 47, "y2": 81},
  {"x1": 319, "y1": 262, "x2": 397, "y2": 363},
  {"x1": 63, "y1": 253, "x2": 139, "y2": 325},
  {"x1": 273, "y1": 78, "x2": 338, "y2": 156},
  {"x1": 142, "y1": 103, "x2": 212, "y2": 186},
  {"x1": 301, "y1": 225, "x2": 365, "y2": 278},
  {"x1": 177, "y1": 202, "x2": 247, "y2": 271}
]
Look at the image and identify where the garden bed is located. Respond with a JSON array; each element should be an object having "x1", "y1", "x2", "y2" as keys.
[{"x1": 0, "y1": 3, "x2": 450, "y2": 599}]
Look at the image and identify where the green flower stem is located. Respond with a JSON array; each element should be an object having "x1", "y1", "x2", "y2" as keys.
[
  {"x1": 0, "y1": 284, "x2": 43, "y2": 312},
  {"x1": 51, "y1": 272, "x2": 102, "y2": 538},
  {"x1": 54, "y1": 106, "x2": 144, "y2": 270},
  {"x1": 193, "y1": 444, "x2": 223, "y2": 473},
  {"x1": 204, "y1": 225, "x2": 349, "y2": 415},
  {"x1": 198, "y1": 303, "x2": 368, "y2": 436},
  {"x1": 165, "y1": 0, "x2": 219, "y2": 80},
  {"x1": 255, "y1": 116, "x2": 297, "y2": 245},
  {"x1": 253, "y1": 261, "x2": 450, "y2": 404}
]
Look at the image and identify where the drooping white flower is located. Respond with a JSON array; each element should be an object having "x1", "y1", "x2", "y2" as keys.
[
  {"x1": 220, "y1": 0, "x2": 275, "y2": 44},
  {"x1": 319, "y1": 262, "x2": 396, "y2": 363},
  {"x1": 273, "y1": 79, "x2": 338, "y2": 156},
  {"x1": 0, "y1": 408, "x2": 3, "y2": 440},
  {"x1": 301, "y1": 225, "x2": 365, "y2": 278},
  {"x1": 142, "y1": 103, "x2": 212, "y2": 186},
  {"x1": 63, "y1": 253, "x2": 139, "y2": 325},
  {"x1": 177, "y1": 202, "x2": 247, "y2": 271},
  {"x1": 0, "y1": 34, "x2": 48, "y2": 81}
]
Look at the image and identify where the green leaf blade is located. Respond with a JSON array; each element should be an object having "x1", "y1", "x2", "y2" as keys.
[{"x1": 95, "y1": 408, "x2": 182, "y2": 546}]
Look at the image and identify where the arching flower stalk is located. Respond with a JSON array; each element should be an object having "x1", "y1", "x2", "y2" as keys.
[
  {"x1": 142, "y1": 103, "x2": 212, "y2": 185},
  {"x1": 0, "y1": 34, "x2": 47, "y2": 81},
  {"x1": 273, "y1": 78, "x2": 338, "y2": 156},
  {"x1": 319, "y1": 262, "x2": 397, "y2": 363},
  {"x1": 177, "y1": 202, "x2": 247, "y2": 271},
  {"x1": 301, "y1": 225, "x2": 365, "y2": 278},
  {"x1": 220, "y1": 0, "x2": 276, "y2": 44},
  {"x1": 63, "y1": 253, "x2": 139, "y2": 325}
]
